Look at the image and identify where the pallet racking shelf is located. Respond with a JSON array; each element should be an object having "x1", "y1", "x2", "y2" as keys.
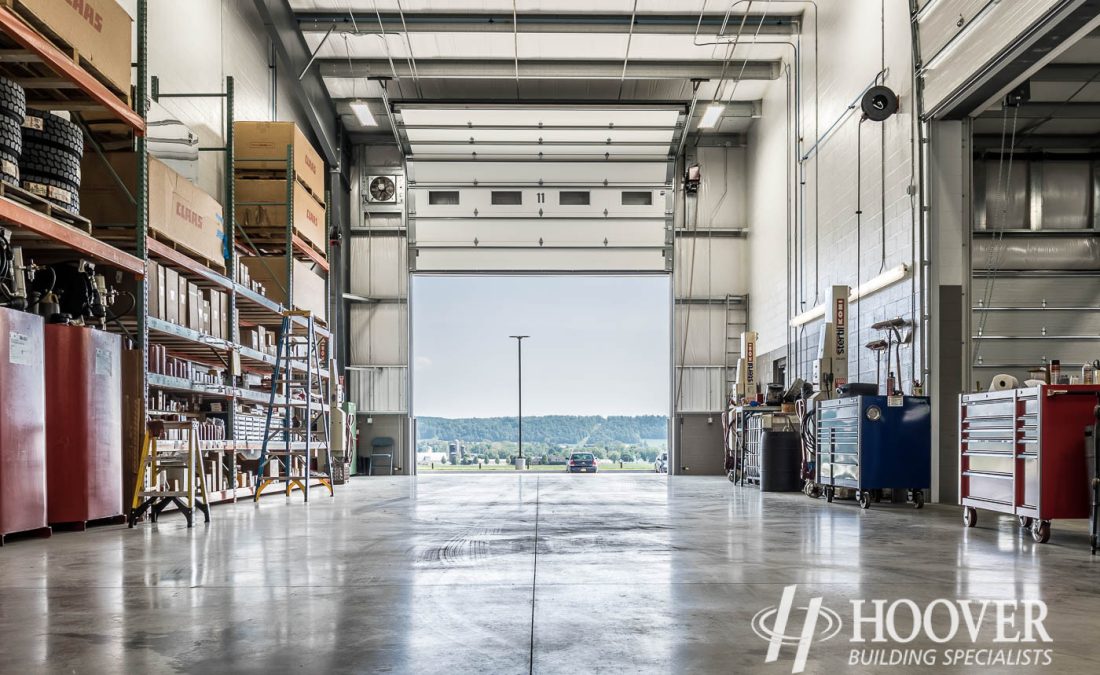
[{"x1": 1, "y1": 0, "x2": 333, "y2": 519}]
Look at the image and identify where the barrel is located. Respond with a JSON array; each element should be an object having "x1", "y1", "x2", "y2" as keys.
[{"x1": 760, "y1": 430, "x2": 802, "y2": 492}]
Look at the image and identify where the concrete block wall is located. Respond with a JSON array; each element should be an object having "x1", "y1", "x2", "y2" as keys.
[
  {"x1": 749, "y1": 0, "x2": 924, "y2": 391},
  {"x1": 118, "y1": 0, "x2": 312, "y2": 201}
]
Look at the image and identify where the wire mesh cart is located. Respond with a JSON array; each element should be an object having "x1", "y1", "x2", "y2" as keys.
[
  {"x1": 816, "y1": 395, "x2": 931, "y2": 509},
  {"x1": 961, "y1": 385, "x2": 1100, "y2": 544}
]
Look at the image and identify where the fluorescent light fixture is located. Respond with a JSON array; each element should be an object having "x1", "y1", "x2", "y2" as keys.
[
  {"x1": 789, "y1": 264, "x2": 909, "y2": 327},
  {"x1": 699, "y1": 103, "x2": 725, "y2": 129},
  {"x1": 349, "y1": 100, "x2": 377, "y2": 127}
]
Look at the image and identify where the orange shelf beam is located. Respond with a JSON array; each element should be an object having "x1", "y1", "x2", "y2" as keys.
[
  {"x1": 0, "y1": 196, "x2": 143, "y2": 276},
  {"x1": 293, "y1": 235, "x2": 329, "y2": 272},
  {"x1": 0, "y1": 6, "x2": 144, "y2": 135},
  {"x1": 147, "y1": 237, "x2": 231, "y2": 289}
]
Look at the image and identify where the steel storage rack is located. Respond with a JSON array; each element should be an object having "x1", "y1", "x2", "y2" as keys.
[
  {"x1": 815, "y1": 395, "x2": 931, "y2": 508},
  {"x1": 960, "y1": 385, "x2": 1100, "y2": 544},
  {"x1": 0, "y1": 0, "x2": 146, "y2": 542}
]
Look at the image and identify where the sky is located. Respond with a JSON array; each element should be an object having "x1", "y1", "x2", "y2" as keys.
[{"x1": 412, "y1": 276, "x2": 671, "y2": 418}]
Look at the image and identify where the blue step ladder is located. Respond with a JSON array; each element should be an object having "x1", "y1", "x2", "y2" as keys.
[{"x1": 254, "y1": 310, "x2": 333, "y2": 501}]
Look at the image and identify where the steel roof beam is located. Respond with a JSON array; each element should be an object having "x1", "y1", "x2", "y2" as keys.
[
  {"x1": 318, "y1": 58, "x2": 780, "y2": 80},
  {"x1": 297, "y1": 12, "x2": 798, "y2": 35},
  {"x1": 253, "y1": 0, "x2": 340, "y2": 166}
]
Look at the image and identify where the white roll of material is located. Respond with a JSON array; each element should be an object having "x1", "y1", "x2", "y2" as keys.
[{"x1": 989, "y1": 374, "x2": 1020, "y2": 391}]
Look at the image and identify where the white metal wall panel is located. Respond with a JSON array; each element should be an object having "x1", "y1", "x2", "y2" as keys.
[
  {"x1": 349, "y1": 304, "x2": 408, "y2": 365},
  {"x1": 674, "y1": 238, "x2": 747, "y2": 298},
  {"x1": 675, "y1": 366, "x2": 724, "y2": 413},
  {"x1": 675, "y1": 306, "x2": 730, "y2": 367},
  {"x1": 349, "y1": 235, "x2": 408, "y2": 297},
  {"x1": 347, "y1": 366, "x2": 407, "y2": 413}
]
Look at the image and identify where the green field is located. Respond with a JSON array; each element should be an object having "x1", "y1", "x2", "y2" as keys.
[{"x1": 420, "y1": 462, "x2": 656, "y2": 473}]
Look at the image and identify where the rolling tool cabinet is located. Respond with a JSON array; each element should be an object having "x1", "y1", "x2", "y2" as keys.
[
  {"x1": 960, "y1": 385, "x2": 1099, "y2": 543},
  {"x1": 815, "y1": 395, "x2": 931, "y2": 509}
]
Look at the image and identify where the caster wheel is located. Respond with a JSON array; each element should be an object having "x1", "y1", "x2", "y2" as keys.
[
  {"x1": 809, "y1": 487, "x2": 821, "y2": 499},
  {"x1": 1031, "y1": 521, "x2": 1051, "y2": 544},
  {"x1": 727, "y1": 471, "x2": 737, "y2": 483},
  {"x1": 1019, "y1": 516, "x2": 1033, "y2": 529},
  {"x1": 826, "y1": 488, "x2": 834, "y2": 503},
  {"x1": 857, "y1": 492, "x2": 871, "y2": 509},
  {"x1": 913, "y1": 490, "x2": 925, "y2": 509},
  {"x1": 1091, "y1": 534, "x2": 1098, "y2": 555},
  {"x1": 964, "y1": 506, "x2": 977, "y2": 528}
]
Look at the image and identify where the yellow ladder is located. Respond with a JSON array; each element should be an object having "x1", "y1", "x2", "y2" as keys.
[{"x1": 129, "y1": 420, "x2": 211, "y2": 528}]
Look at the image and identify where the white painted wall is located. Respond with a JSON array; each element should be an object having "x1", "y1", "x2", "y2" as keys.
[
  {"x1": 118, "y1": 0, "x2": 312, "y2": 201},
  {"x1": 746, "y1": 75, "x2": 790, "y2": 358},
  {"x1": 746, "y1": 0, "x2": 922, "y2": 388}
]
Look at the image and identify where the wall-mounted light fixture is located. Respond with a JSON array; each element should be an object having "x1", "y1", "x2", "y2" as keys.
[{"x1": 789, "y1": 264, "x2": 909, "y2": 327}]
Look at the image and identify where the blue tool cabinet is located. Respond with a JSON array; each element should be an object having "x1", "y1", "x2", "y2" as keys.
[{"x1": 815, "y1": 395, "x2": 931, "y2": 509}]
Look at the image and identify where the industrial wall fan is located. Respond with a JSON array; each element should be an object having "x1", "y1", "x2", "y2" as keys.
[{"x1": 367, "y1": 175, "x2": 397, "y2": 203}]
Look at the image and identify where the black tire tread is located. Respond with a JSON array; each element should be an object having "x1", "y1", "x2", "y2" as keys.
[{"x1": 22, "y1": 109, "x2": 82, "y2": 159}]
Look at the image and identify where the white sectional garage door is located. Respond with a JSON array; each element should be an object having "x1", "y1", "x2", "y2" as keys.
[{"x1": 398, "y1": 104, "x2": 680, "y2": 272}]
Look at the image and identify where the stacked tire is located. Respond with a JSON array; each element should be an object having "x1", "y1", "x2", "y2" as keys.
[
  {"x1": 0, "y1": 76, "x2": 26, "y2": 188},
  {"x1": 21, "y1": 108, "x2": 83, "y2": 215}
]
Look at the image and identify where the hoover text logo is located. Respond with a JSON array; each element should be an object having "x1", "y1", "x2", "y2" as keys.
[
  {"x1": 751, "y1": 585, "x2": 843, "y2": 674},
  {"x1": 753, "y1": 586, "x2": 1054, "y2": 673}
]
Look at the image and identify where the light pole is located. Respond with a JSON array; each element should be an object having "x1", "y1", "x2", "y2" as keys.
[{"x1": 509, "y1": 335, "x2": 529, "y2": 470}]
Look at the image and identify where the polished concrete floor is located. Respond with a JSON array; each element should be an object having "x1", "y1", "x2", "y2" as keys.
[{"x1": 1, "y1": 474, "x2": 1098, "y2": 674}]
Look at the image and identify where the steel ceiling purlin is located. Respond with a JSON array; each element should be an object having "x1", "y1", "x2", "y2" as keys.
[
  {"x1": 296, "y1": 12, "x2": 798, "y2": 35},
  {"x1": 253, "y1": 0, "x2": 340, "y2": 167},
  {"x1": 317, "y1": 59, "x2": 780, "y2": 81}
]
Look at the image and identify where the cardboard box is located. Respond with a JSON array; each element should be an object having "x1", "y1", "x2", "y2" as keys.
[
  {"x1": 8, "y1": 0, "x2": 133, "y2": 95},
  {"x1": 164, "y1": 267, "x2": 179, "y2": 324},
  {"x1": 187, "y1": 282, "x2": 201, "y2": 331},
  {"x1": 81, "y1": 154, "x2": 226, "y2": 269},
  {"x1": 201, "y1": 299, "x2": 211, "y2": 335},
  {"x1": 145, "y1": 260, "x2": 161, "y2": 319},
  {"x1": 206, "y1": 290, "x2": 222, "y2": 339},
  {"x1": 235, "y1": 179, "x2": 327, "y2": 255},
  {"x1": 234, "y1": 122, "x2": 325, "y2": 201},
  {"x1": 240, "y1": 257, "x2": 326, "y2": 322},
  {"x1": 177, "y1": 275, "x2": 188, "y2": 329}
]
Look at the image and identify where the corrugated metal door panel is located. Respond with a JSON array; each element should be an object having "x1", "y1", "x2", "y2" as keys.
[
  {"x1": 921, "y1": 0, "x2": 1060, "y2": 114},
  {"x1": 413, "y1": 248, "x2": 667, "y2": 272},
  {"x1": 409, "y1": 160, "x2": 669, "y2": 185},
  {"x1": 414, "y1": 219, "x2": 666, "y2": 246}
]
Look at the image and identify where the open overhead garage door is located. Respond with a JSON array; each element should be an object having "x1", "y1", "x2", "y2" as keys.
[{"x1": 396, "y1": 104, "x2": 682, "y2": 272}]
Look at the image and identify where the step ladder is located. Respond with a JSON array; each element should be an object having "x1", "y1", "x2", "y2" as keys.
[
  {"x1": 129, "y1": 420, "x2": 211, "y2": 528},
  {"x1": 254, "y1": 311, "x2": 334, "y2": 502},
  {"x1": 725, "y1": 294, "x2": 747, "y2": 398}
]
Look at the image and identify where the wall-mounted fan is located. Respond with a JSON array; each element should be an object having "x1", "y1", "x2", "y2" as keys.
[{"x1": 367, "y1": 175, "x2": 397, "y2": 203}]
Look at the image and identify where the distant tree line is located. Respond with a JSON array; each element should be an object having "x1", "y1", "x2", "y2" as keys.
[{"x1": 417, "y1": 415, "x2": 668, "y2": 444}]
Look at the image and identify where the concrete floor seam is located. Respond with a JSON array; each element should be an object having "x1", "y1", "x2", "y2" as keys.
[{"x1": 529, "y1": 475, "x2": 540, "y2": 675}]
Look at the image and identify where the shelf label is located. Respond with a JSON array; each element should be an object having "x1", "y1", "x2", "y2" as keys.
[
  {"x1": 22, "y1": 115, "x2": 43, "y2": 131},
  {"x1": 95, "y1": 348, "x2": 112, "y2": 376},
  {"x1": 9, "y1": 332, "x2": 34, "y2": 366},
  {"x1": 887, "y1": 395, "x2": 904, "y2": 407}
]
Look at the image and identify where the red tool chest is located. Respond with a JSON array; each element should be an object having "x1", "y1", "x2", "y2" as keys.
[
  {"x1": 960, "y1": 384, "x2": 1099, "y2": 543},
  {"x1": 0, "y1": 307, "x2": 48, "y2": 545},
  {"x1": 45, "y1": 324, "x2": 123, "y2": 527}
]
